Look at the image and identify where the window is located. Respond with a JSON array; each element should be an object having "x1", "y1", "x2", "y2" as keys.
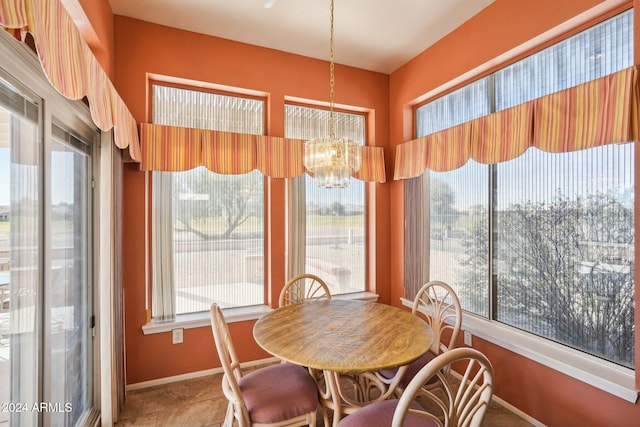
[
  {"x1": 151, "y1": 84, "x2": 265, "y2": 318},
  {"x1": 49, "y1": 123, "x2": 94, "y2": 426},
  {"x1": 285, "y1": 104, "x2": 366, "y2": 295},
  {"x1": 0, "y1": 55, "x2": 97, "y2": 425},
  {"x1": 417, "y1": 10, "x2": 634, "y2": 368}
]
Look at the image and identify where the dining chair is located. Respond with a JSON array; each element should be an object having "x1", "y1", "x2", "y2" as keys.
[
  {"x1": 278, "y1": 274, "x2": 332, "y2": 425},
  {"x1": 337, "y1": 347, "x2": 494, "y2": 427},
  {"x1": 209, "y1": 304, "x2": 319, "y2": 427},
  {"x1": 279, "y1": 273, "x2": 331, "y2": 307},
  {"x1": 376, "y1": 280, "x2": 462, "y2": 394}
]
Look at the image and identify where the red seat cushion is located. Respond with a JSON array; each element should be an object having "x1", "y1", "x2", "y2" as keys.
[
  {"x1": 337, "y1": 400, "x2": 437, "y2": 427},
  {"x1": 239, "y1": 363, "x2": 318, "y2": 424},
  {"x1": 380, "y1": 350, "x2": 437, "y2": 389}
]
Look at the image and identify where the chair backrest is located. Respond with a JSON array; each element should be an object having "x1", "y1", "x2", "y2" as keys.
[
  {"x1": 412, "y1": 280, "x2": 462, "y2": 355},
  {"x1": 279, "y1": 273, "x2": 331, "y2": 307},
  {"x1": 393, "y1": 347, "x2": 494, "y2": 427},
  {"x1": 210, "y1": 304, "x2": 250, "y2": 425}
]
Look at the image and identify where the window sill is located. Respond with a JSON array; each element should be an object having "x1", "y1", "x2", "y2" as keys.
[
  {"x1": 400, "y1": 298, "x2": 638, "y2": 403},
  {"x1": 333, "y1": 291, "x2": 379, "y2": 302},
  {"x1": 141, "y1": 305, "x2": 272, "y2": 335},
  {"x1": 142, "y1": 292, "x2": 379, "y2": 335}
]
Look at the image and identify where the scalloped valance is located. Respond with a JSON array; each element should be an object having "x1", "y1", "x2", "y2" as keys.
[
  {"x1": 394, "y1": 66, "x2": 638, "y2": 179},
  {"x1": 0, "y1": 0, "x2": 141, "y2": 161},
  {"x1": 139, "y1": 122, "x2": 386, "y2": 182}
]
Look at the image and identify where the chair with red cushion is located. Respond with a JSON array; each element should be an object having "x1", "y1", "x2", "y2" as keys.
[
  {"x1": 337, "y1": 347, "x2": 493, "y2": 427},
  {"x1": 278, "y1": 274, "x2": 332, "y2": 424},
  {"x1": 210, "y1": 304, "x2": 319, "y2": 426},
  {"x1": 376, "y1": 280, "x2": 462, "y2": 394}
]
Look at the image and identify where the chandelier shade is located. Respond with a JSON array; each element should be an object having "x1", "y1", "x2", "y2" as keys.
[{"x1": 304, "y1": 137, "x2": 362, "y2": 188}]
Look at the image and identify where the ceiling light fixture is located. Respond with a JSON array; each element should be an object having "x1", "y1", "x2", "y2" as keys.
[{"x1": 303, "y1": 0, "x2": 362, "y2": 188}]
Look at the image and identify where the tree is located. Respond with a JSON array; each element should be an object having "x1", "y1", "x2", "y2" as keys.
[
  {"x1": 173, "y1": 168, "x2": 263, "y2": 240},
  {"x1": 430, "y1": 178, "x2": 456, "y2": 217},
  {"x1": 455, "y1": 204, "x2": 489, "y2": 315},
  {"x1": 430, "y1": 178, "x2": 457, "y2": 240},
  {"x1": 458, "y1": 190, "x2": 634, "y2": 367},
  {"x1": 327, "y1": 201, "x2": 345, "y2": 216}
]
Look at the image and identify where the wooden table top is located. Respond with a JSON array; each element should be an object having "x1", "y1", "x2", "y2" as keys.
[{"x1": 253, "y1": 299, "x2": 433, "y2": 374}]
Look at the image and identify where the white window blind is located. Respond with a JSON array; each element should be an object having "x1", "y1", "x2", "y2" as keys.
[
  {"x1": 152, "y1": 85, "x2": 265, "y2": 317},
  {"x1": 285, "y1": 104, "x2": 366, "y2": 295},
  {"x1": 416, "y1": 10, "x2": 634, "y2": 368}
]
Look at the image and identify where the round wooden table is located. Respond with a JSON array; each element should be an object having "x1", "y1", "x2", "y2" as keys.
[{"x1": 253, "y1": 299, "x2": 433, "y2": 425}]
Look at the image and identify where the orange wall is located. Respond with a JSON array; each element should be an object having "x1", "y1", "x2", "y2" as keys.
[
  {"x1": 113, "y1": 16, "x2": 390, "y2": 385},
  {"x1": 63, "y1": 0, "x2": 114, "y2": 76},
  {"x1": 388, "y1": 0, "x2": 640, "y2": 426},
  {"x1": 82, "y1": 0, "x2": 640, "y2": 423}
]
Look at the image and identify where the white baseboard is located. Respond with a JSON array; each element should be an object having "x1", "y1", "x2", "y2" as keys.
[
  {"x1": 125, "y1": 357, "x2": 280, "y2": 391},
  {"x1": 490, "y1": 393, "x2": 547, "y2": 427}
]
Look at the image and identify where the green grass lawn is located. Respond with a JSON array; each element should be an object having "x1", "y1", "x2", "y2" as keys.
[
  {"x1": 306, "y1": 215, "x2": 364, "y2": 227},
  {"x1": 183, "y1": 215, "x2": 365, "y2": 235}
]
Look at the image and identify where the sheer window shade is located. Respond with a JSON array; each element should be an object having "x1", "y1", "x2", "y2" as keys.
[
  {"x1": 151, "y1": 85, "x2": 265, "y2": 318},
  {"x1": 414, "y1": 9, "x2": 634, "y2": 368},
  {"x1": 397, "y1": 11, "x2": 636, "y2": 180},
  {"x1": 494, "y1": 9, "x2": 633, "y2": 110},
  {"x1": 153, "y1": 86, "x2": 264, "y2": 133},
  {"x1": 285, "y1": 104, "x2": 367, "y2": 295}
]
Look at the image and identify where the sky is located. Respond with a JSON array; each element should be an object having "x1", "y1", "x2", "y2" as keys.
[
  {"x1": 433, "y1": 144, "x2": 635, "y2": 211},
  {"x1": 0, "y1": 145, "x2": 79, "y2": 207}
]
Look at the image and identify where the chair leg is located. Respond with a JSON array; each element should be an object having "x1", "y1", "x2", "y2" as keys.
[{"x1": 223, "y1": 401, "x2": 234, "y2": 427}]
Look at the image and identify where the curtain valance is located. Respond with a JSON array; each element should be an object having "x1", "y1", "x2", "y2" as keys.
[
  {"x1": 394, "y1": 66, "x2": 638, "y2": 179},
  {"x1": 140, "y1": 122, "x2": 386, "y2": 182},
  {"x1": 0, "y1": 0, "x2": 141, "y2": 161}
]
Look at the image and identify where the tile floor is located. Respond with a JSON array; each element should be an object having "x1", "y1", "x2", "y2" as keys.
[{"x1": 116, "y1": 367, "x2": 536, "y2": 427}]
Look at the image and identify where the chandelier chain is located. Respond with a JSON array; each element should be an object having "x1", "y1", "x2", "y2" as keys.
[
  {"x1": 302, "y1": 0, "x2": 362, "y2": 188},
  {"x1": 329, "y1": 0, "x2": 336, "y2": 138}
]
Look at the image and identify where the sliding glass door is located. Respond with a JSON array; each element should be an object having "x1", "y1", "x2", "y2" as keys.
[
  {"x1": 46, "y1": 124, "x2": 93, "y2": 426},
  {"x1": 0, "y1": 46, "x2": 97, "y2": 426},
  {"x1": 0, "y1": 76, "x2": 40, "y2": 427}
]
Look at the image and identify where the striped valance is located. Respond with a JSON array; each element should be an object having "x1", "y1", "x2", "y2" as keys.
[
  {"x1": 0, "y1": 0, "x2": 141, "y2": 161},
  {"x1": 354, "y1": 146, "x2": 387, "y2": 183},
  {"x1": 140, "y1": 123, "x2": 386, "y2": 182},
  {"x1": 394, "y1": 66, "x2": 638, "y2": 179}
]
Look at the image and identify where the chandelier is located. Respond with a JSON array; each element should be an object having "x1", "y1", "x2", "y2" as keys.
[{"x1": 303, "y1": 0, "x2": 362, "y2": 188}]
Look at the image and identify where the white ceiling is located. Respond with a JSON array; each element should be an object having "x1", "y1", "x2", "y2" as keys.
[{"x1": 108, "y1": 0, "x2": 495, "y2": 74}]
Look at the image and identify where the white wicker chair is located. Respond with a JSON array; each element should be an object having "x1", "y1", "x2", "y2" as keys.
[
  {"x1": 377, "y1": 280, "x2": 463, "y2": 395},
  {"x1": 278, "y1": 274, "x2": 332, "y2": 425},
  {"x1": 338, "y1": 347, "x2": 494, "y2": 427},
  {"x1": 279, "y1": 273, "x2": 331, "y2": 307},
  {"x1": 209, "y1": 304, "x2": 318, "y2": 427}
]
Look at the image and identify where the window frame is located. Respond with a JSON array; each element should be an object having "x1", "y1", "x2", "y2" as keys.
[
  {"x1": 0, "y1": 30, "x2": 102, "y2": 425},
  {"x1": 283, "y1": 101, "x2": 369, "y2": 296},
  {"x1": 147, "y1": 81, "x2": 268, "y2": 320},
  {"x1": 142, "y1": 85, "x2": 379, "y2": 334},
  {"x1": 406, "y1": 8, "x2": 637, "y2": 402}
]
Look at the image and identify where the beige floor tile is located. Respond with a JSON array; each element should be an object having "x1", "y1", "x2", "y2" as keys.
[
  {"x1": 155, "y1": 399, "x2": 223, "y2": 427},
  {"x1": 117, "y1": 369, "x2": 535, "y2": 427}
]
